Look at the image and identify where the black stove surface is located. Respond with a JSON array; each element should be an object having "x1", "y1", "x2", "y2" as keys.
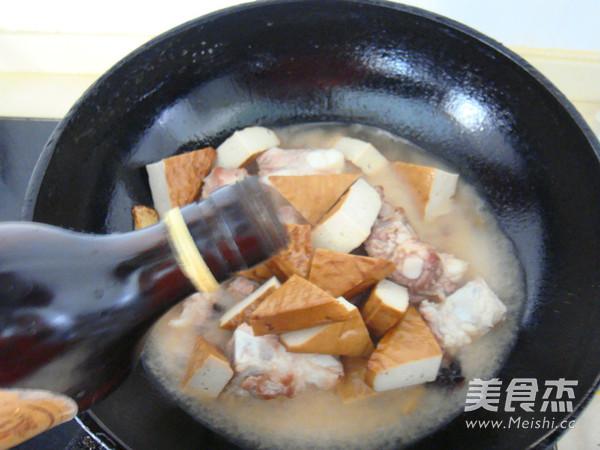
[
  {"x1": 1, "y1": 117, "x2": 106, "y2": 449},
  {"x1": 0, "y1": 118, "x2": 58, "y2": 221}
]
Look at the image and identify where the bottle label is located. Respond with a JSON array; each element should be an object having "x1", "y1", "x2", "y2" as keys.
[
  {"x1": 163, "y1": 207, "x2": 220, "y2": 293},
  {"x1": 0, "y1": 389, "x2": 78, "y2": 448}
]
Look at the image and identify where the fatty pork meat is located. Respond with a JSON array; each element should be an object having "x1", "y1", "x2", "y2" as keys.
[
  {"x1": 227, "y1": 323, "x2": 343, "y2": 399},
  {"x1": 169, "y1": 278, "x2": 259, "y2": 333},
  {"x1": 256, "y1": 148, "x2": 345, "y2": 177},
  {"x1": 438, "y1": 253, "x2": 469, "y2": 295},
  {"x1": 410, "y1": 253, "x2": 470, "y2": 303}
]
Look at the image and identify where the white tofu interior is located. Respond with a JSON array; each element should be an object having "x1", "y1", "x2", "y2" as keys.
[
  {"x1": 312, "y1": 178, "x2": 381, "y2": 253},
  {"x1": 333, "y1": 136, "x2": 369, "y2": 160},
  {"x1": 146, "y1": 160, "x2": 172, "y2": 218},
  {"x1": 375, "y1": 280, "x2": 409, "y2": 312},
  {"x1": 333, "y1": 137, "x2": 388, "y2": 175},
  {"x1": 424, "y1": 169, "x2": 458, "y2": 221},
  {"x1": 280, "y1": 297, "x2": 354, "y2": 348},
  {"x1": 371, "y1": 354, "x2": 442, "y2": 392},
  {"x1": 280, "y1": 323, "x2": 328, "y2": 347},
  {"x1": 216, "y1": 126, "x2": 280, "y2": 169},
  {"x1": 312, "y1": 211, "x2": 369, "y2": 253},
  {"x1": 351, "y1": 145, "x2": 388, "y2": 175},
  {"x1": 344, "y1": 179, "x2": 382, "y2": 231}
]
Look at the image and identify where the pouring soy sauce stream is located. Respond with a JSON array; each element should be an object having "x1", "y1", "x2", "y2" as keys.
[{"x1": 0, "y1": 177, "x2": 287, "y2": 446}]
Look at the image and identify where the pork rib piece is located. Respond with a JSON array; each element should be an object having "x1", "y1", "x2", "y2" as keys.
[
  {"x1": 409, "y1": 252, "x2": 470, "y2": 303},
  {"x1": 365, "y1": 201, "x2": 443, "y2": 291},
  {"x1": 438, "y1": 253, "x2": 469, "y2": 295},
  {"x1": 228, "y1": 323, "x2": 342, "y2": 399}
]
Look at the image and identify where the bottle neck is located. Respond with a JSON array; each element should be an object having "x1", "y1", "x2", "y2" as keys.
[
  {"x1": 181, "y1": 176, "x2": 288, "y2": 278},
  {"x1": 108, "y1": 222, "x2": 197, "y2": 307},
  {"x1": 112, "y1": 175, "x2": 288, "y2": 303}
]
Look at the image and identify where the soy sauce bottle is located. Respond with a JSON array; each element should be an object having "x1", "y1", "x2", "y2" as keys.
[{"x1": 0, "y1": 177, "x2": 287, "y2": 409}]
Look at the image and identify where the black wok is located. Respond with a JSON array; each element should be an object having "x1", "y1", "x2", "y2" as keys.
[{"x1": 22, "y1": 0, "x2": 600, "y2": 448}]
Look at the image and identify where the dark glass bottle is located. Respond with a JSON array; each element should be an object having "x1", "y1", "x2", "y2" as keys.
[{"x1": 0, "y1": 177, "x2": 287, "y2": 409}]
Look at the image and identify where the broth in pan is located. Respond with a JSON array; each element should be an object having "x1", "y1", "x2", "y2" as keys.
[{"x1": 142, "y1": 123, "x2": 525, "y2": 449}]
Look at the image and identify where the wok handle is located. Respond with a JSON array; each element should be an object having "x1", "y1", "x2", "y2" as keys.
[{"x1": 0, "y1": 389, "x2": 77, "y2": 449}]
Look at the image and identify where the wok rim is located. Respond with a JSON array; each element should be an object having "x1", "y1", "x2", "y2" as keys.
[
  {"x1": 21, "y1": 0, "x2": 600, "y2": 222},
  {"x1": 21, "y1": 0, "x2": 600, "y2": 447}
]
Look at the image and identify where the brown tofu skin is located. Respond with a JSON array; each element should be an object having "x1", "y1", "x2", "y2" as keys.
[
  {"x1": 237, "y1": 262, "x2": 274, "y2": 283},
  {"x1": 360, "y1": 289, "x2": 406, "y2": 338},
  {"x1": 270, "y1": 174, "x2": 360, "y2": 224},
  {"x1": 181, "y1": 336, "x2": 230, "y2": 388},
  {"x1": 164, "y1": 147, "x2": 216, "y2": 207},
  {"x1": 281, "y1": 308, "x2": 374, "y2": 357},
  {"x1": 249, "y1": 275, "x2": 352, "y2": 335},
  {"x1": 365, "y1": 306, "x2": 442, "y2": 389},
  {"x1": 266, "y1": 223, "x2": 313, "y2": 280},
  {"x1": 391, "y1": 161, "x2": 435, "y2": 216},
  {"x1": 132, "y1": 205, "x2": 159, "y2": 230},
  {"x1": 238, "y1": 223, "x2": 312, "y2": 282},
  {"x1": 308, "y1": 248, "x2": 394, "y2": 298},
  {"x1": 315, "y1": 188, "x2": 351, "y2": 226}
]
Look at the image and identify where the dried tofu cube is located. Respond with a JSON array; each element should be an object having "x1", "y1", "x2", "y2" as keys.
[
  {"x1": 361, "y1": 279, "x2": 409, "y2": 338},
  {"x1": 308, "y1": 248, "x2": 394, "y2": 298},
  {"x1": 312, "y1": 178, "x2": 381, "y2": 253},
  {"x1": 269, "y1": 174, "x2": 359, "y2": 225},
  {"x1": 249, "y1": 275, "x2": 352, "y2": 335},
  {"x1": 219, "y1": 277, "x2": 280, "y2": 330},
  {"x1": 146, "y1": 147, "x2": 216, "y2": 217},
  {"x1": 181, "y1": 337, "x2": 234, "y2": 398},
  {"x1": 391, "y1": 161, "x2": 458, "y2": 221},
  {"x1": 365, "y1": 307, "x2": 442, "y2": 391},
  {"x1": 215, "y1": 127, "x2": 280, "y2": 169},
  {"x1": 280, "y1": 297, "x2": 373, "y2": 357},
  {"x1": 132, "y1": 205, "x2": 159, "y2": 229}
]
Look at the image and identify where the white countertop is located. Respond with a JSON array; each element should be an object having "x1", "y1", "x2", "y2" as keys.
[{"x1": 0, "y1": 36, "x2": 598, "y2": 139}]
